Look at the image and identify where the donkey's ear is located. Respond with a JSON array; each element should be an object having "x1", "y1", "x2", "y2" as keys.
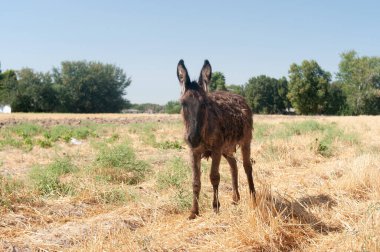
[
  {"x1": 199, "y1": 60, "x2": 212, "y2": 92},
  {"x1": 177, "y1": 59, "x2": 191, "y2": 94}
]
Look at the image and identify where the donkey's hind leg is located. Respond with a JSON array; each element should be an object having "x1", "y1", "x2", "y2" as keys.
[
  {"x1": 241, "y1": 143, "x2": 256, "y2": 200},
  {"x1": 223, "y1": 154, "x2": 240, "y2": 204}
]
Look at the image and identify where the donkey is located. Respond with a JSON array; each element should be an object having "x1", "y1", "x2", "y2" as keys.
[{"x1": 177, "y1": 59, "x2": 256, "y2": 219}]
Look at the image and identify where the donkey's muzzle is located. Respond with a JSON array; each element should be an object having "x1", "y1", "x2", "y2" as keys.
[{"x1": 186, "y1": 132, "x2": 201, "y2": 149}]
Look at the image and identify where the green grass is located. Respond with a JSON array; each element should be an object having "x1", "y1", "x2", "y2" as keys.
[
  {"x1": 157, "y1": 157, "x2": 192, "y2": 211},
  {"x1": 157, "y1": 140, "x2": 183, "y2": 150},
  {"x1": 255, "y1": 120, "x2": 360, "y2": 157},
  {"x1": 0, "y1": 175, "x2": 28, "y2": 207},
  {"x1": 97, "y1": 188, "x2": 128, "y2": 204},
  {"x1": 128, "y1": 122, "x2": 183, "y2": 150},
  {"x1": 0, "y1": 122, "x2": 99, "y2": 150},
  {"x1": 254, "y1": 123, "x2": 275, "y2": 141},
  {"x1": 95, "y1": 142, "x2": 150, "y2": 184},
  {"x1": 45, "y1": 124, "x2": 98, "y2": 142},
  {"x1": 29, "y1": 157, "x2": 78, "y2": 196},
  {"x1": 128, "y1": 122, "x2": 158, "y2": 147},
  {"x1": 156, "y1": 157, "x2": 190, "y2": 190}
]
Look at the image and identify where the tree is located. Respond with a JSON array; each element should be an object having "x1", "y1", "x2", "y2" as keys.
[
  {"x1": 325, "y1": 82, "x2": 347, "y2": 115},
  {"x1": 53, "y1": 61, "x2": 131, "y2": 113},
  {"x1": 0, "y1": 70, "x2": 18, "y2": 104},
  {"x1": 287, "y1": 60, "x2": 331, "y2": 114},
  {"x1": 226, "y1": 84, "x2": 244, "y2": 96},
  {"x1": 244, "y1": 75, "x2": 288, "y2": 114},
  {"x1": 164, "y1": 100, "x2": 181, "y2": 114},
  {"x1": 130, "y1": 103, "x2": 163, "y2": 113},
  {"x1": 11, "y1": 68, "x2": 57, "y2": 112},
  {"x1": 210, "y1": 72, "x2": 227, "y2": 91},
  {"x1": 336, "y1": 50, "x2": 380, "y2": 115}
]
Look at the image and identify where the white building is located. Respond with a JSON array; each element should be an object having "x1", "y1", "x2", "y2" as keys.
[{"x1": 0, "y1": 105, "x2": 11, "y2": 113}]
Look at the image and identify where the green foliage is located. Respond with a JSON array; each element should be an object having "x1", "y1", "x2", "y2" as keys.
[
  {"x1": 128, "y1": 122, "x2": 182, "y2": 150},
  {"x1": 53, "y1": 61, "x2": 131, "y2": 113},
  {"x1": 0, "y1": 123, "x2": 42, "y2": 151},
  {"x1": 157, "y1": 140, "x2": 183, "y2": 150},
  {"x1": 0, "y1": 70, "x2": 17, "y2": 104},
  {"x1": 210, "y1": 71, "x2": 227, "y2": 91},
  {"x1": 129, "y1": 103, "x2": 163, "y2": 113},
  {"x1": 157, "y1": 157, "x2": 190, "y2": 189},
  {"x1": 97, "y1": 189, "x2": 128, "y2": 204},
  {"x1": 325, "y1": 82, "x2": 347, "y2": 115},
  {"x1": 244, "y1": 75, "x2": 289, "y2": 114},
  {"x1": 255, "y1": 120, "x2": 359, "y2": 157},
  {"x1": 164, "y1": 100, "x2": 181, "y2": 114},
  {"x1": 226, "y1": 84, "x2": 244, "y2": 96},
  {"x1": 157, "y1": 157, "x2": 192, "y2": 210},
  {"x1": 0, "y1": 175, "x2": 26, "y2": 207},
  {"x1": 128, "y1": 122, "x2": 158, "y2": 147},
  {"x1": 96, "y1": 142, "x2": 150, "y2": 184},
  {"x1": 253, "y1": 123, "x2": 275, "y2": 141},
  {"x1": 11, "y1": 68, "x2": 57, "y2": 112},
  {"x1": 288, "y1": 60, "x2": 331, "y2": 114},
  {"x1": 46, "y1": 124, "x2": 96, "y2": 142},
  {"x1": 337, "y1": 50, "x2": 380, "y2": 115},
  {"x1": 174, "y1": 188, "x2": 192, "y2": 210},
  {"x1": 0, "y1": 123, "x2": 98, "y2": 150},
  {"x1": 253, "y1": 120, "x2": 359, "y2": 160},
  {"x1": 30, "y1": 158, "x2": 77, "y2": 196},
  {"x1": 1, "y1": 61, "x2": 131, "y2": 113}
]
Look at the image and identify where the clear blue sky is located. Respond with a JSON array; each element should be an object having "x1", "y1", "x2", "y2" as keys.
[{"x1": 1, "y1": 0, "x2": 379, "y2": 104}]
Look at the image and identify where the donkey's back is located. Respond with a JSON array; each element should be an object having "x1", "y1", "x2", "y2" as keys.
[{"x1": 205, "y1": 91, "x2": 253, "y2": 153}]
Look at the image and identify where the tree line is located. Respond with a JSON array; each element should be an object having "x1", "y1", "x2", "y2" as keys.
[
  {"x1": 1, "y1": 50, "x2": 379, "y2": 115},
  {"x1": 0, "y1": 61, "x2": 131, "y2": 113},
  {"x1": 163, "y1": 50, "x2": 379, "y2": 115}
]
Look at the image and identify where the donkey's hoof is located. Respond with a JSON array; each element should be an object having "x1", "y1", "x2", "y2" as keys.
[
  {"x1": 232, "y1": 194, "x2": 240, "y2": 204},
  {"x1": 188, "y1": 212, "x2": 198, "y2": 220},
  {"x1": 213, "y1": 201, "x2": 221, "y2": 213}
]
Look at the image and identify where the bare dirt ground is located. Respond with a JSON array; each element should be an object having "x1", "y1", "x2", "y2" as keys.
[
  {"x1": 0, "y1": 113, "x2": 180, "y2": 127},
  {"x1": 0, "y1": 113, "x2": 379, "y2": 251}
]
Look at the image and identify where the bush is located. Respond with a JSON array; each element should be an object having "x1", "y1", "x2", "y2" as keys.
[
  {"x1": 95, "y1": 143, "x2": 150, "y2": 184},
  {"x1": 30, "y1": 157, "x2": 77, "y2": 196}
]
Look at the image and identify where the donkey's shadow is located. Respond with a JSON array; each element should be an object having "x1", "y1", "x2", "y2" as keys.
[{"x1": 255, "y1": 190, "x2": 341, "y2": 234}]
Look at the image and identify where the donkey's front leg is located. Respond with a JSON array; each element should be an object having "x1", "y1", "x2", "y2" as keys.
[
  {"x1": 189, "y1": 152, "x2": 202, "y2": 220},
  {"x1": 210, "y1": 152, "x2": 222, "y2": 213}
]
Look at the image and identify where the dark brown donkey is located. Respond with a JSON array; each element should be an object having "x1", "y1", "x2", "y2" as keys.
[{"x1": 177, "y1": 59, "x2": 256, "y2": 219}]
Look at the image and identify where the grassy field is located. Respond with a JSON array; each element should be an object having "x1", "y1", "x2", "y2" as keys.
[{"x1": 0, "y1": 113, "x2": 379, "y2": 251}]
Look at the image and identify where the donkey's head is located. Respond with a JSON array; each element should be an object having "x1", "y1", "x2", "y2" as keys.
[{"x1": 177, "y1": 59, "x2": 212, "y2": 148}]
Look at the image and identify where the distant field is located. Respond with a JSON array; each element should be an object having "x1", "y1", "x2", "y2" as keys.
[{"x1": 0, "y1": 114, "x2": 379, "y2": 251}]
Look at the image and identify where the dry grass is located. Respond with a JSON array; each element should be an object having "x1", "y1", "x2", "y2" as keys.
[{"x1": 0, "y1": 114, "x2": 379, "y2": 251}]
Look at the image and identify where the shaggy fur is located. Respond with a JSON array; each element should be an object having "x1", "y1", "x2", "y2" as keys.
[{"x1": 177, "y1": 60, "x2": 256, "y2": 219}]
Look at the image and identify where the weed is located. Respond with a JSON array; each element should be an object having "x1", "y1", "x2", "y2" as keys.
[
  {"x1": 37, "y1": 138, "x2": 53, "y2": 148},
  {"x1": 174, "y1": 187, "x2": 192, "y2": 210},
  {"x1": 157, "y1": 157, "x2": 190, "y2": 190},
  {"x1": 257, "y1": 120, "x2": 360, "y2": 157},
  {"x1": 47, "y1": 125, "x2": 97, "y2": 143},
  {"x1": 0, "y1": 175, "x2": 24, "y2": 207},
  {"x1": 95, "y1": 142, "x2": 150, "y2": 184},
  {"x1": 97, "y1": 189, "x2": 128, "y2": 204},
  {"x1": 12, "y1": 123, "x2": 43, "y2": 138},
  {"x1": 254, "y1": 123, "x2": 274, "y2": 141},
  {"x1": 0, "y1": 175, "x2": 36, "y2": 208},
  {"x1": 158, "y1": 140, "x2": 183, "y2": 150},
  {"x1": 30, "y1": 157, "x2": 77, "y2": 196},
  {"x1": 157, "y1": 157, "x2": 192, "y2": 211},
  {"x1": 128, "y1": 123, "x2": 158, "y2": 147},
  {"x1": 108, "y1": 133, "x2": 120, "y2": 143}
]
